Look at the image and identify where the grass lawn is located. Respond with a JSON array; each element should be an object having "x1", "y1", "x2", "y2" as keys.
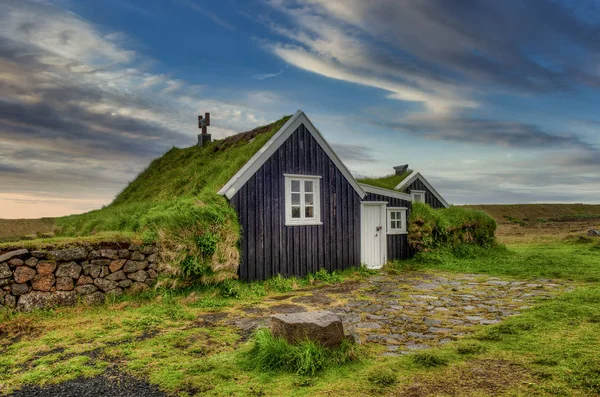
[{"x1": 1, "y1": 233, "x2": 599, "y2": 395}]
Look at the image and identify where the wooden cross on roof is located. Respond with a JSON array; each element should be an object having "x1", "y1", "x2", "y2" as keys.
[{"x1": 198, "y1": 112, "x2": 210, "y2": 135}]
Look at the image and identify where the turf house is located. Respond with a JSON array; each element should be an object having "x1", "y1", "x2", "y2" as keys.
[{"x1": 217, "y1": 110, "x2": 449, "y2": 280}]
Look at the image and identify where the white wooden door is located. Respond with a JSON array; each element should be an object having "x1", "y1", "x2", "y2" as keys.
[{"x1": 360, "y1": 202, "x2": 387, "y2": 269}]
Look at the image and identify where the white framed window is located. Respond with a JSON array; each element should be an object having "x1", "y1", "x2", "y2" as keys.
[
  {"x1": 411, "y1": 190, "x2": 426, "y2": 203},
  {"x1": 284, "y1": 174, "x2": 322, "y2": 226},
  {"x1": 387, "y1": 207, "x2": 407, "y2": 234}
]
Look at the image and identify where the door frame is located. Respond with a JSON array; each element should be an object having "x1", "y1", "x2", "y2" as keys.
[{"x1": 360, "y1": 201, "x2": 388, "y2": 269}]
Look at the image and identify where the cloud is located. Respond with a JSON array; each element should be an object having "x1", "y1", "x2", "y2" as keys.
[
  {"x1": 253, "y1": 69, "x2": 284, "y2": 80},
  {"x1": 330, "y1": 143, "x2": 377, "y2": 163},
  {"x1": 380, "y1": 114, "x2": 593, "y2": 149},
  {"x1": 0, "y1": 0, "x2": 276, "y2": 217},
  {"x1": 174, "y1": 0, "x2": 235, "y2": 31}
]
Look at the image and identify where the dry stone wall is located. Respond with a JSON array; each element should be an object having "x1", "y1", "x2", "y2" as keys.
[{"x1": 0, "y1": 243, "x2": 160, "y2": 312}]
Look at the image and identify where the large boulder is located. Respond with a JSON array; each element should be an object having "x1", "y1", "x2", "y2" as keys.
[
  {"x1": 16, "y1": 291, "x2": 76, "y2": 312},
  {"x1": 270, "y1": 310, "x2": 345, "y2": 348}
]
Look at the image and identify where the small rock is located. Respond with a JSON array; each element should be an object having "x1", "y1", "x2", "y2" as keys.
[
  {"x1": 56, "y1": 277, "x2": 74, "y2": 291},
  {"x1": 30, "y1": 251, "x2": 46, "y2": 259},
  {"x1": 130, "y1": 251, "x2": 145, "y2": 261},
  {"x1": 118, "y1": 279, "x2": 133, "y2": 288},
  {"x1": 11, "y1": 283, "x2": 30, "y2": 295},
  {"x1": 24, "y1": 257, "x2": 39, "y2": 267},
  {"x1": 90, "y1": 259, "x2": 110, "y2": 267},
  {"x1": 147, "y1": 269, "x2": 158, "y2": 279},
  {"x1": 128, "y1": 270, "x2": 148, "y2": 283},
  {"x1": 47, "y1": 248, "x2": 87, "y2": 262},
  {"x1": 14, "y1": 266, "x2": 36, "y2": 283},
  {"x1": 466, "y1": 316, "x2": 483, "y2": 322},
  {"x1": 100, "y1": 249, "x2": 118, "y2": 259},
  {"x1": 109, "y1": 259, "x2": 126, "y2": 273},
  {"x1": 140, "y1": 245, "x2": 157, "y2": 255},
  {"x1": 106, "y1": 287, "x2": 123, "y2": 296},
  {"x1": 87, "y1": 265, "x2": 102, "y2": 278},
  {"x1": 76, "y1": 284, "x2": 98, "y2": 295},
  {"x1": 480, "y1": 319, "x2": 500, "y2": 325},
  {"x1": 4, "y1": 294, "x2": 16, "y2": 308},
  {"x1": 146, "y1": 253, "x2": 159, "y2": 263},
  {"x1": 123, "y1": 260, "x2": 148, "y2": 273},
  {"x1": 55, "y1": 262, "x2": 82, "y2": 278},
  {"x1": 0, "y1": 262, "x2": 12, "y2": 278},
  {"x1": 271, "y1": 310, "x2": 345, "y2": 348},
  {"x1": 118, "y1": 249, "x2": 130, "y2": 259},
  {"x1": 354, "y1": 322, "x2": 382, "y2": 329},
  {"x1": 0, "y1": 249, "x2": 29, "y2": 263},
  {"x1": 8, "y1": 258, "x2": 24, "y2": 267},
  {"x1": 83, "y1": 291, "x2": 105, "y2": 305},
  {"x1": 31, "y1": 274, "x2": 55, "y2": 292},
  {"x1": 36, "y1": 261, "x2": 56, "y2": 274},
  {"x1": 106, "y1": 270, "x2": 127, "y2": 281},
  {"x1": 0, "y1": 278, "x2": 10, "y2": 287},
  {"x1": 76, "y1": 275, "x2": 94, "y2": 286},
  {"x1": 94, "y1": 278, "x2": 118, "y2": 292}
]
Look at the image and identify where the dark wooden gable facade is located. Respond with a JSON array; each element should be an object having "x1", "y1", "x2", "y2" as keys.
[
  {"x1": 229, "y1": 123, "x2": 362, "y2": 281},
  {"x1": 404, "y1": 178, "x2": 446, "y2": 209}
]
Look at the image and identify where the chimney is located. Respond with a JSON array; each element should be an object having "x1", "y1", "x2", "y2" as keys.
[
  {"x1": 393, "y1": 164, "x2": 408, "y2": 175},
  {"x1": 197, "y1": 112, "x2": 212, "y2": 147}
]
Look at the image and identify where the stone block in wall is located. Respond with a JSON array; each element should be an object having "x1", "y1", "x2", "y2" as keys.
[
  {"x1": 0, "y1": 249, "x2": 28, "y2": 263},
  {"x1": 148, "y1": 269, "x2": 158, "y2": 279},
  {"x1": 4, "y1": 294, "x2": 16, "y2": 308},
  {"x1": 100, "y1": 249, "x2": 118, "y2": 259},
  {"x1": 8, "y1": 258, "x2": 24, "y2": 267},
  {"x1": 36, "y1": 261, "x2": 57, "y2": 275},
  {"x1": 11, "y1": 283, "x2": 30, "y2": 296},
  {"x1": 146, "y1": 253, "x2": 159, "y2": 263},
  {"x1": 86, "y1": 265, "x2": 102, "y2": 278},
  {"x1": 0, "y1": 278, "x2": 10, "y2": 287},
  {"x1": 16, "y1": 290, "x2": 76, "y2": 312},
  {"x1": 128, "y1": 270, "x2": 148, "y2": 283},
  {"x1": 30, "y1": 251, "x2": 47, "y2": 259},
  {"x1": 94, "y1": 278, "x2": 118, "y2": 292},
  {"x1": 0, "y1": 263, "x2": 11, "y2": 278},
  {"x1": 83, "y1": 291, "x2": 105, "y2": 305},
  {"x1": 109, "y1": 259, "x2": 126, "y2": 273},
  {"x1": 14, "y1": 266, "x2": 36, "y2": 283},
  {"x1": 25, "y1": 257, "x2": 38, "y2": 267},
  {"x1": 90, "y1": 259, "x2": 110, "y2": 267},
  {"x1": 123, "y1": 260, "x2": 148, "y2": 273},
  {"x1": 56, "y1": 277, "x2": 74, "y2": 291},
  {"x1": 106, "y1": 287, "x2": 123, "y2": 297},
  {"x1": 140, "y1": 245, "x2": 157, "y2": 255},
  {"x1": 106, "y1": 270, "x2": 127, "y2": 281},
  {"x1": 47, "y1": 248, "x2": 87, "y2": 262},
  {"x1": 118, "y1": 249, "x2": 130, "y2": 259},
  {"x1": 130, "y1": 251, "x2": 145, "y2": 261},
  {"x1": 76, "y1": 276, "x2": 93, "y2": 286},
  {"x1": 56, "y1": 262, "x2": 82, "y2": 279},
  {"x1": 118, "y1": 279, "x2": 132, "y2": 288},
  {"x1": 31, "y1": 274, "x2": 54, "y2": 292},
  {"x1": 76, "y1": 284, "x2": 98, "y2": 295}
]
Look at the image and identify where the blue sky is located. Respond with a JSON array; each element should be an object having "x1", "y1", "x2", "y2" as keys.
[{"x1": 0, "y1": 0, "x2": 599, "y2": 218}]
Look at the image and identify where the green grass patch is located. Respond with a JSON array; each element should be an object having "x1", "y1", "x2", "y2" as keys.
[
  {"x1": 357, "y1": 171, "x2": 412, "y2": 190},
  {"x1": 242, "y1": 328, "x2": 361, "y2": 377}
]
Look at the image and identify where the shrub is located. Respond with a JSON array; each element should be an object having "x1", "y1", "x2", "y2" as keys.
[
  {"x1": 411, "y1": 352, "x2": 448, "y2": 367},
  {"x1": 456, "y1": 341, "x2": 487, "y2": 355},
  {"x1": 306, "y1": 269, "x2": 343, "y2": 284},
  {"x1": 244, "y1": 328, "x2": 360, "y2": 377},
  {"x1": 367, "y1": 367, "x2": 397, "y2": 387},
  {"x1": 408, "y1": 203, "x2": 497, "y2": 252}
]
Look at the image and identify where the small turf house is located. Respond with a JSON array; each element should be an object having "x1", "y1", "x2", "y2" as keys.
[{"x1": 217, "y1": 110, "x2": 449, "y2": 280}]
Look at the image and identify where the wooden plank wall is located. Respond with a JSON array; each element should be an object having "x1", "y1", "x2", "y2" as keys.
[
  {"x1": 406, "y1": 179, "x2": 445, "y2": 208},
  {"x1": 229, "y1": 123, "x2": 362, "y2": 281},
  {"x1": 363, "y1": 193, "x2": 413, "y2": 261}
]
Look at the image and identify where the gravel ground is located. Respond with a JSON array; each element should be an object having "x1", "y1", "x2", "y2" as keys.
[{"x1": 8, "y1": 370, "x2": 167, "y2": 397}]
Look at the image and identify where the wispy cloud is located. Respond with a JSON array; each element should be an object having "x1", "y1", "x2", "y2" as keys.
[
  {"x1": 253, "y1": 69, "x2": 284, "y2": 80},
  {"x1": 174, "y1": 0, "x2": 235, "y2": 31}
]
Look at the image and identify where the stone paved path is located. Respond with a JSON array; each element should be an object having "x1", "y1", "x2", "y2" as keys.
[{"x1": 225, "y1": 271, "x2": 572, "y2": 356}]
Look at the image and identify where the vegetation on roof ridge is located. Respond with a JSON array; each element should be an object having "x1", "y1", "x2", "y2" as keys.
[
  {"x1": 54, "y1": 115, "x2": 292, "y2": 285},
  {"x1": 357, "y1": 171, "x2": 412, "y2": 191}
]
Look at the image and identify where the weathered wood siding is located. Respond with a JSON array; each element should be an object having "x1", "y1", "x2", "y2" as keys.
[
  {"x1": 406, "y1": 179, "x2": 445, "y2": 209},
  {"x1": 363, "y1": 193, "x2": 413, "y2": 261},
  {"x1": 229, "y1": 123, "x2": 362, "y2": 281}
]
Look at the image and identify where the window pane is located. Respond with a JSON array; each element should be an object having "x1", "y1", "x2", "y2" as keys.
[
  {"x1": 305, "y1": 206, "x2": 314, "y2": 218},
  {"x1": 291, "y1": 193, "x2": 300, "y2": 205},
  {"x1": 291, "y1": 180, "x2": 300, "y2": 192},
  {"x1": 304, "y1": 180, "x2": 313, "y2": 192},
  {"x1": 390, "y1": 221, "x2": 396, "y2": 229},
  {"x1": 305, "y1": 193, "x2": 313, "y2": 205},
  {"x1": 292, "y1": 206, "x2": 301, "y2": 218},
  {"x1": 390, "y1": 212, "x2": 396, "y2": 220}
]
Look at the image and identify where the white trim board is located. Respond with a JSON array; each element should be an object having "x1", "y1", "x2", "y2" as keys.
[
  {"x1": 394, "y1": 172, "x2": 449, "y2": 208},
  {"x1": 218, "y1": 110, "x2": 366, "y2": 200},
  {"x1": 359, "y1": 183, "x2": 412, "y2": 201}
]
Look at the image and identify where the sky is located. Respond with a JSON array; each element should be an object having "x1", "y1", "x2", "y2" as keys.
[{"x1": 1, "y1": 0, "x2": 599, "y2": 219}]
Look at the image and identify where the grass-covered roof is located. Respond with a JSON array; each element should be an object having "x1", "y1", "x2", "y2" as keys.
[
  {"x1": 357, "y1": 171, "x2": 413, "y2": 191},
  {"x1": 55, "y1": 115, "x2": 291, "y2": 284}
]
